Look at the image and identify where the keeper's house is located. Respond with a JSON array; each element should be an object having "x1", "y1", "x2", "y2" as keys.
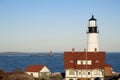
[
  {"x1": 64, "y1": 49, "x2": 112, "y2": 80},
  {"x1": 25, "y1": 64, "x2": 51, "y2": 78}
]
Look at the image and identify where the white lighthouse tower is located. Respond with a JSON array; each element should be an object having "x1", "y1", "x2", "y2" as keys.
[{"x1": 87, "y1": 15, "x2": 99, "y2": 52}]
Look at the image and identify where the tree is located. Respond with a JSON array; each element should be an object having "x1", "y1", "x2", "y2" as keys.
[{"x1": 0, "y1": 69, "x2": 9, "y2": 80}]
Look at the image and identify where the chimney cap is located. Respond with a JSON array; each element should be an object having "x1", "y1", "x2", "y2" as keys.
[
  {"x1": 84, "y1": 48, "x2": 86, "y2": 52},
  {"x1": 72, "y1": 48, "x2": 75, "y2": 53},
  {"x1": 94, "y1": 48, "x2": 97, "y2": 52}
]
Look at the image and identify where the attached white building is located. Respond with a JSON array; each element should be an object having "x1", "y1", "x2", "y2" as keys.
[{"x1": 25, "y1": 64, "x2": 51, "y2": 78}]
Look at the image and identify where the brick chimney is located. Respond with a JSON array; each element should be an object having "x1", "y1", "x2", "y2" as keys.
[{"x1": 72, "y1": 48, "x2": 75, "y2": 53}]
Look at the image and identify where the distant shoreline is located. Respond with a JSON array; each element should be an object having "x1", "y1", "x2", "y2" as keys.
[{"x1": 0, "y1": 52, "x2": 120, "y2": 54}]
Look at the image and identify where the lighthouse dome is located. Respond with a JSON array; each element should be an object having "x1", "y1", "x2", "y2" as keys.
[{"x1": 89, "y1": 15, "x2": 97, "y2": 21}]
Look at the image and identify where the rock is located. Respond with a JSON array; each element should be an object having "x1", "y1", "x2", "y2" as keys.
[{"x1": 50, "y1": 72, "x2": 63, "y2": 80}]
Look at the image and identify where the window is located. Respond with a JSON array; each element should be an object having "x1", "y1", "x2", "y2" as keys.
[
  {"x1": 95, "y1": 60, "x2": 99, "y2": 63},
  {"x1": 70, "y1": 60, "x2": 74, "y2": 63},
  {"x1": 41, "y1": 72, "x2": 47, "y2": 77},
  {"x1": 88, "y1": 72, "x2": 90, "y2": 75},
  {"x1": 69, "y1": 69, "x2": 74, "y2": 75},
  {"x1": 94, "y1": 70, "x2": 100, "y2": 75},
  {"x1": 82, "y1": 60, "x2": 87, "y2": 65},
  {"x1": 90, "y1": 21, "x2": 96, "y2": 27},
  {"x1": 77, "y1": 60, "x2": 92, "y2": 65},
  {"x1": 77, "y1": 60, "x2": 81, "y2": 65},
  {"x1": 87, "y1": 60, "x2": 92, "y2": 65},
  {"x1": 82, "y1": 71, "x2": 86, "y2": 75},
  {"x1": 31, "y1": 73, "x2": 33, "y2": 76},
  {"x1": 79, "y1": 72, "x2": 81, "y2": 75}
]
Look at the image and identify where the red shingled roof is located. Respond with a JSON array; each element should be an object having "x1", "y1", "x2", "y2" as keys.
[
  {"x1": 64, "y1": 51, "x2": 111, "y2": 69},
  {"x1": 25, "y1": 64, "x2": 45, "y2": 72}
]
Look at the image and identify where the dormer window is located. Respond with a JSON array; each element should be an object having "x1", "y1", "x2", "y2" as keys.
[
  {"x1": 82, "y1": 60, "x2": 87, "y2": 65},
  {"x1": 87, "y1": 60, "x2": 92, "y2": 65},
  {"x1": 77, "y1": 60, "x2": 81, "y2": 65},
  {"x1": 70, "y1": 60, "x2": 74, "y2": 63},
  {"x1": 77, "y1": 60, "x2": 92, "y2": 65},
  {"x1": 95, "y1": 60, "x2": 99, "y2": 63}
]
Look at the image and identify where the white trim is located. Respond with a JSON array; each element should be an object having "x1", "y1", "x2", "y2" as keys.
[{"x1": 65, "y1": 69, "x2": 104, "y2": 79}]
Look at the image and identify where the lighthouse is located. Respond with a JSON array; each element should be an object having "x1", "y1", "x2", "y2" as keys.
[
  {"x1": 64, "y1": 15, "x2": 113, "y2": 80},
  {"x1": 87, "y1": 15, "x2": 99, "y2": 52}
]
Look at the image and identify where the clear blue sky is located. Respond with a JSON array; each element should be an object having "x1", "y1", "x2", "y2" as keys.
[{"x1": 0, "y1": 0, "x2": 120, "y2": 52}]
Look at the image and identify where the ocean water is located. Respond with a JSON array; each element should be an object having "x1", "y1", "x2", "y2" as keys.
[{"x1": 0, "y1": 52, "x2": 120, "y2": 73}]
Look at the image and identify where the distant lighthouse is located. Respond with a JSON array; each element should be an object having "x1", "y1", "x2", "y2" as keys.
[{"x1": 87, "y1": 15, "x2": 99, "y2": 52}]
